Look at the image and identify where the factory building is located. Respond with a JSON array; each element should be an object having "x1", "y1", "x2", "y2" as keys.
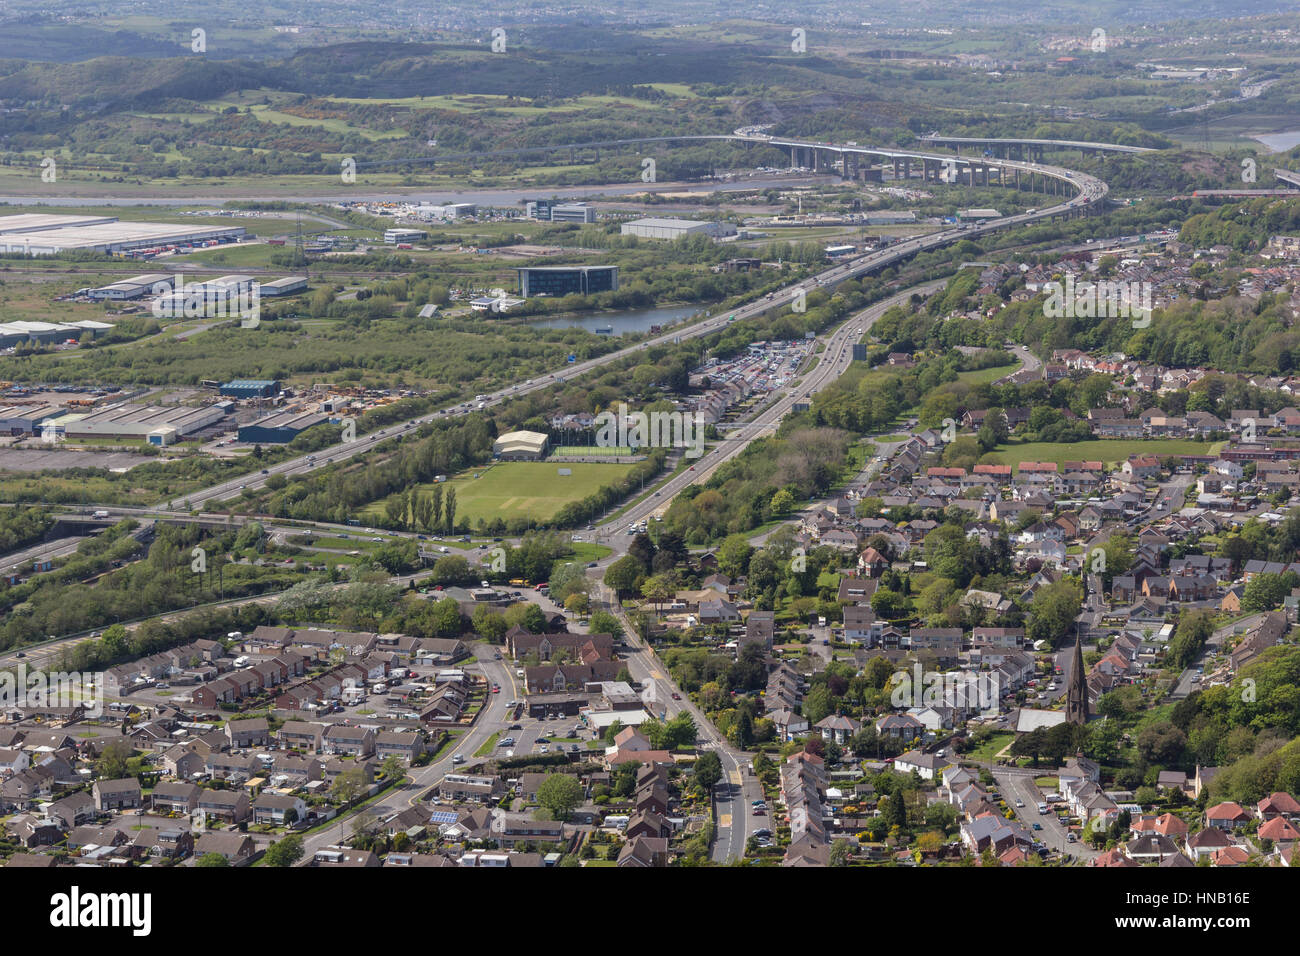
[
  {"x1": 237, "y1": 411, "x2": 329, "y2": 444},
  {"x1": 64, "y1": 404, "x2": 226, "y2": 440},
  {"x1": 493, "y1": 430, "x2": 550, "y2": 460},
  {"x1": 0, "y1": 213, "x2": 117, "y2": 234},
  {"x1": 220, "y1": 379, "x2": 281, "y2": 400},
  {"x1": 516, "y1": 265, "x2": 619, "y2": 299},
  {"x1": 87, "y1": 273, "x2": 176, "y2": 301},
  {"x1": 0, "y1": 214, "x2": 245, "y2": 255},
  {"x1": 0, "y1": 320, "x2": 114, "y2": 348},
  {"x1": 620, "y1": 218, "x2": 737, "y2": 240},
  {"x1": 152, "y1": 275, "x2": 258, "y2": 318},
  {"x1": 0, "y1": 404, "x2": 66, "y2": 436},
  {"x1": 259, "y1": 276, "x2": 308, "y2": 297}
]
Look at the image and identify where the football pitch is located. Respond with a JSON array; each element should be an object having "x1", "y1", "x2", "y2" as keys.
[{"x1": 367, "y1": 460, "x2": 638, "y2": 525}]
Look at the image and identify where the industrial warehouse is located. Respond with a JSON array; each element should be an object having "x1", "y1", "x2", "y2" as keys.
[
  {"x1": 220, "y1": 379, "x2": 281, "y2": 400},
  {"x1": 0, "y1": 319, "x2": 114, "y2": 349},
  {"x1": 151, "y1": 274, "x2": 259, "y2": 318},
  {"x1": 86, "y1": 273, "x2": 306, "y2": 302},
  {"x1": 0, "y1": 403, "x2": 67, "y2": 436},
  {"x1": 237, "y1": 410, "x2": 329, "y2": 444},
  {"x1": 60, "y1": 403, "x2": 226, "y2": 445},
  {"x1": 0, "y1": 213, "x2": 246, "y2": 255},
  {"x1": 86, "y1": 273, "x2": 176, "y2": 301},
  {"x1": 619, "y1": 217, "x2": 737, "y2": 240}
]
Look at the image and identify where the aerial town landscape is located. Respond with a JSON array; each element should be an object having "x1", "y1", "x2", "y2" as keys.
[{"x1": 0, "y1": 0, "x2": 1297, "y2": 926}]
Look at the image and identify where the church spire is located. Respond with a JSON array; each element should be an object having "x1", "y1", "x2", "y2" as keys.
[{"x1": 1066, "y1": 631, "x2": 1088, "y2": 725}]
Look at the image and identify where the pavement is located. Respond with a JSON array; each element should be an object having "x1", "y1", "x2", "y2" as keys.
[
  {"x1": 590, "y1": 581, "x2": 764, "y2": 863},
  {"x1": 992, "y1": 766, "x2": 1097, "y2": 862}
]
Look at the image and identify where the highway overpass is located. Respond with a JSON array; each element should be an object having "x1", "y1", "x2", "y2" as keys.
[
  {"x1": 919, "y1": 134, "x2": 1157, "y2": 161},
  {"x1": 1274, "y1": 168, "x2": 1300, "y2": 189},
  {"x1": 734, "y1": 132, "x2": 1102, "y2": 200}
]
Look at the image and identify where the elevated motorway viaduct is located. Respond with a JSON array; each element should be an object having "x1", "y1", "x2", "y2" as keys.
[{"x1": 917, "y1": 133, "x2": 1156, "y2": 161}]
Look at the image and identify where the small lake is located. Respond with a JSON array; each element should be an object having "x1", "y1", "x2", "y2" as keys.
[{"x1": 527, "y1": 304, "x2": 702, "y2": 336}]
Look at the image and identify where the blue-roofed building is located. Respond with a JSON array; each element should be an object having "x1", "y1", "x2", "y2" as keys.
[
  {"x1": 238, "y1": 411, "x2": 327, "y2": 444},
  {"x1": 220, "y1": 379, "x2": 281, "y2": 400}
]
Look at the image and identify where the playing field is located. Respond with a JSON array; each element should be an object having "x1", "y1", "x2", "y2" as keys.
[{"x1": 366, "y1": 461, "x2": 638, "y2": 525}]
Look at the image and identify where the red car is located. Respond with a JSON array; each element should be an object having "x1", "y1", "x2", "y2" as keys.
[
  {"x1": 671, "y1": 692, "x2": 681, "y2": 700},
  {"x1": 491, "y1": 685, "x2": 500, "y2": 693}
]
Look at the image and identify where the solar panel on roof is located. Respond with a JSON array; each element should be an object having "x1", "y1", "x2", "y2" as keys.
[{"x1": 429, "y1": 810, "x2": 459, "y2": 824}]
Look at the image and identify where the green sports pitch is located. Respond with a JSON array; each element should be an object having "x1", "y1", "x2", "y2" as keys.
[{"x1": 366, "y1": 460, "x2": 638, "y2": 525}]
